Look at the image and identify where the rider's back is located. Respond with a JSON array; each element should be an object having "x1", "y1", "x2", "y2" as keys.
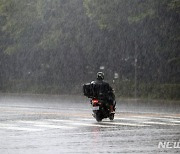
[{"x1": 91, "y1": 80, "x2": 112, "y2": 100}]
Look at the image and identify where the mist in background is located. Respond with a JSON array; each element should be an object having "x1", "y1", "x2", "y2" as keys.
[{"x1": 0, "y1": 0, "x2": 179, "y2": 99}]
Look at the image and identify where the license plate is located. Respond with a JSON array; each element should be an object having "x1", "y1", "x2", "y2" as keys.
[{"x1": 92, "y1": 106, "x2": 99, "y2": 110}]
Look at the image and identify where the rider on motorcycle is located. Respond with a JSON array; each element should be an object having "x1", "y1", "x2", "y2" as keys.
[{"x1": 91, "y1": 72, "x2": 116, "y2": 112}]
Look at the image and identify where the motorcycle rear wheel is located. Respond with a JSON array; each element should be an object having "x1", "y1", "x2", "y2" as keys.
[
  {"x1": 109, "y1": 113, "x2": 114, "y2": 121},
  {"x1": 96, "y1": 117, "x2": 102, "y2": 122},
  {"x1": 96, "y1": 114, "x2": 102, "y2": 122}
]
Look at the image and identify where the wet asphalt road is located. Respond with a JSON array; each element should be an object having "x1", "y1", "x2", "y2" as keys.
[{"x1": 0, "y1": 94, "x2": 180, "y2": 154}]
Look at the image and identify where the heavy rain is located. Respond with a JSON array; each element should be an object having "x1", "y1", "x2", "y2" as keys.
[{"x1": 0, "y1": 0, "x2": 179, "y2": 154}]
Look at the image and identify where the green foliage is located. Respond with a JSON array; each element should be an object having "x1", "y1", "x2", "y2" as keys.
[
  {"x1": 0, "y1": 0, "x2": 179, "y2": 99},
  {"x1": 115, "y1": 81, "x2": 180, "y2": 100},
  {"x1": 149, "y1": 84, "x2": 180, "y2": 100}
]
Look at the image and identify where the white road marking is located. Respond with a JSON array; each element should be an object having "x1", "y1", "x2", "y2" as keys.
[
  {"x1": 18, "y1": 120, "x2": 49, "y2": 125},
  {"x1": 102, "y1": 122, "x2": 150, "y2": 127},
  {"x1": 46, "y1": 119, "x2": 115, "y2": 128},
  {"x1": 0, "y1": 126, "x2": 44, "y2": 131},
  {"x1": 115, "y1": 117, "x2": 147, "y2": 121},
  {"x1": 47, "y1": 118, "x2": 179, "y2": 127},
  {"x1": 0, "y1": 121, "x2": 75, "y2": 131},
  {"x1": 171, "y1": 121, "x2": 180, "y2": 123},
  {"x1": 132, "y1": 116, "x2": 170, "y2": 120},
  {"x1": 131, "y1": 116, "x2": 180, "y2": 123},
  {"x1": 18, "y1": 120, "x2": 76, "y2": 129},
  {"x1": 71, "y1": 122, "x2": 116, "y2": 128},
  {"x1": 34, "y1": 124, "x2": 75, "y2": 129},
  {"x1": 72, "y1": 118, "x2": 95, "y2": 121},
  {"x1": 1, "y1": 114, "x2": 179, "y2": 132},
  {"x1": 56, "y1": 129, "x2": 146, "y2": 136},
  {"x1": 143, "y1": 121, "x2": 180, "y2": 126},
  {"x1": 0, "y1": 123, "x2": 16, "y2": 127},
  {"x1": 131, "y1": 116, "x2": 180, "y2": 125},
  {"x1": 162, "y1": 115, "x2": 180, "y2": 119},
  {"x1": 46, "y1": 119, "x2": 71, "y2": 122}
]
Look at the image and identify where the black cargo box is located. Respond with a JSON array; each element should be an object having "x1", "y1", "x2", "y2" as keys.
[{"x1": 83, "y1": 83, "x2": 93, "y2": 98}]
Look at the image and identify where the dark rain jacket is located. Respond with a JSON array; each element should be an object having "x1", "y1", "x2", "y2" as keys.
[{"x1": 91, "y1": 80, "x2": 115, "y2": 104}]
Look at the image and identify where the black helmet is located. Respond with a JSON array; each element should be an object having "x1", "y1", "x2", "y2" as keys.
[{"x1": 97, "y1": 72, "x2": 104, "y2": 80}]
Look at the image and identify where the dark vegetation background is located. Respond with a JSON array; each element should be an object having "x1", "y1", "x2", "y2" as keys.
[{"x1": 0, "y1": 0, "x2": 179, "y2": 99}]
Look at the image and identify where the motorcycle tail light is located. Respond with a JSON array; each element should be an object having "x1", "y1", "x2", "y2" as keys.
[{"x1": 92, "y1": 99, "x2": 98, "y2": 103}]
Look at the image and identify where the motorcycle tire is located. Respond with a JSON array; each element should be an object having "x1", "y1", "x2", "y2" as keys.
[
  {"x1": 96, "y1": 114, "x2": 102, "y2": 122},
  {"x1": 109, "y1": 113, "x2": 114, "y2": 121}
]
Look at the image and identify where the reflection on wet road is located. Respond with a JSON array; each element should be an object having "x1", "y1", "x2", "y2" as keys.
[{"x1": 0, "y1": 94, "x2": 179, "y2": 154}]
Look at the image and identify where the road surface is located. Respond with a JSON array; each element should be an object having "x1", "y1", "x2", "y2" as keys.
[{"x1": 0, "y1": 94, "x2": 179, "y2": 154}]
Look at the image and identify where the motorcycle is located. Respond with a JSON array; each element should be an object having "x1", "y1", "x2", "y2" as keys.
[{"x1": 91, "y1": 98, "x2": 115, "y2": 122}]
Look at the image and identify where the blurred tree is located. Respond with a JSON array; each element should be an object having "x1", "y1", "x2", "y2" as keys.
[
  {"x1": 0, "y1": 0, "x2": 179, "y2": 97},
  {"x1": 83, "y1": 0, "x2": 180, "y2": 83}
]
